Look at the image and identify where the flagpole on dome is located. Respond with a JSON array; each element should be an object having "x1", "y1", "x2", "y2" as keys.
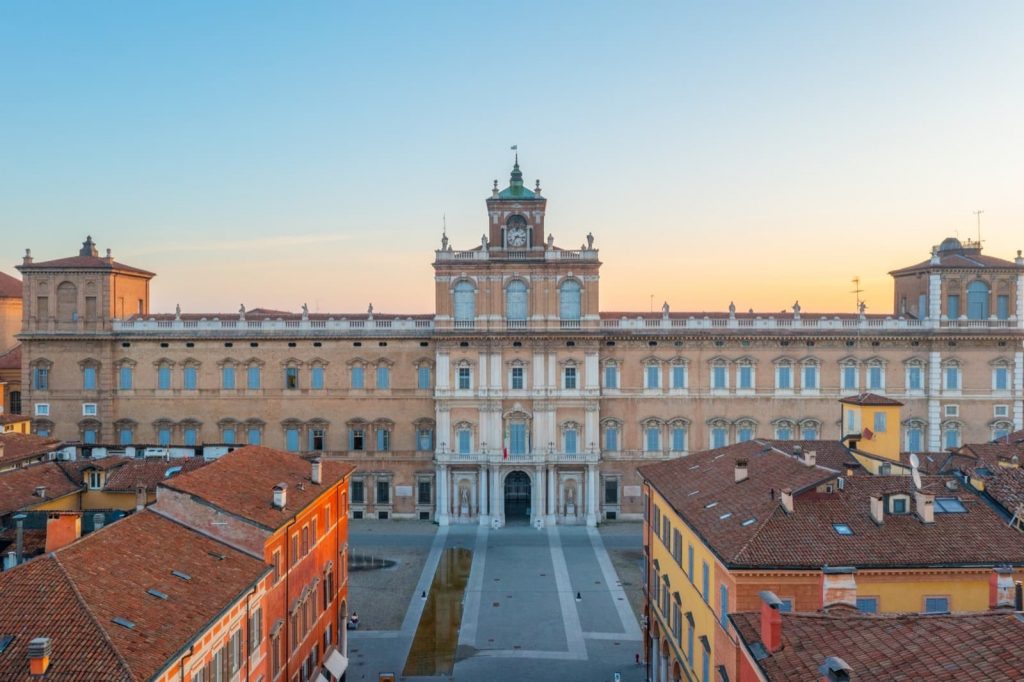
[{"x1": 511, "y1": 144, "x2": 518, "y2": 166}]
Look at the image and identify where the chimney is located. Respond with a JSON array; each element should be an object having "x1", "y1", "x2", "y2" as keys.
[
  {"x1": 45, "y1": 512, "x2": 82, "y2": 553},
  {"x1": 135, "y1": 484, "x2": 146, "y2": 512},
  {"x1": 28, "y1": 637, "x2": 52, "y2": 676},
  {"x1": 311, "y1": 458, "x2": 323, "y2": 485},
  {"x1": 4, "y1": 551, "x2": 15, "y2": 570},
  {"x1": 22, "y1": 248, "x2": 33, "y2": 265},
  {"x1": 821, "y1": 567, "x2": 857, "y2": 609},
  {"x1": 759, "y1": 591, "x2": 784, "y2": 653},
  {"x1": 273, "y1": 483, "x2": 287, "y2": 509},
  {"x1": 915, "y1": 491, "x2": 935, "y2": 524},
  {"x1": 92, "y1": 513, "x2": 105, "y2": 531},
  {"x1": 734, "y1": 459, "x2": 749, "y2": 483},
  {"x1": 804, "y1": 449, "x2": 817, "y2": 467},
  {"x1": 14, "y1": 513, "x2": 26, "y2": 564},
  {"x1": 34, "y1": 486, "x2": 46, "y2": 498},
  {"x1": 780, "y1": 488, "x2": 794, "y2": 514},
  {"x1": 869, "y1": 495, "x2": 884, "y2": 525},
  {"x1": 819, "y1": 656, "x2": 853, "y2": 682},
  {"x1": 990, "y1": 567, "x2": 1015, "y2": 609},
  {"x1": 1016, "y1": 581, "x2": 1023, "y2": 611}
]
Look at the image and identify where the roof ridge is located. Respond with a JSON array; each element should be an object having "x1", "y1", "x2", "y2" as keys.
[
  {"x1": 729, "y1": 503, "x2": 784, "y2": 562},
  {"x1": 52, "y1": 554, "x2": 138, "y2": 681}
]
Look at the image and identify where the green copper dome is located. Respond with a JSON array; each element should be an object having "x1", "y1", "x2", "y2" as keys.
[{"x1": 496, "y1": 161, "x2": 539, "y2": 200}]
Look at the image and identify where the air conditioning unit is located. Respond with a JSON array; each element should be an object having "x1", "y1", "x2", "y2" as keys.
[{"x1": 944, "y1": 404, "x2": 959, "y2": 418}]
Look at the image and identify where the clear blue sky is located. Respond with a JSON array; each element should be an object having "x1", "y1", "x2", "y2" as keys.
[{"x1": 2, "y1": 1, "x2": 1022, "y2": 314}]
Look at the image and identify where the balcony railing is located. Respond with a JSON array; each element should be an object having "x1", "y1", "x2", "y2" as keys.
[
  {"x1": 113, "y1": 317, "x2": 434, "y2": 333},
  {"x1": 435, "y1": 248, "x2": 599, "y2": 262},
  {"x1": 434, "y1": 450, "x2": 600, "y2": 465},
  {"x1": 599, "y1": 316, "x2": 1021, "y2": 331}
]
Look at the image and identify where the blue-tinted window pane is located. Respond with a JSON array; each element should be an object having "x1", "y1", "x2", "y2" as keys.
[
  {"x1": 713, "y1": 366, "x2": 726, "y2": 388},
  {"x1": 802, "y1": 426, "x2": 817, "y2": 439},
  {"x1": 311, "y1": 366, "x2": 325, "y2": 390},
  {"x1": 286, "y1": 428, "x2": 300, "y2": 452},
  {"x1": 672, "y1": 427, "x2": 686, "y2": 451},
  {"x1": 604, "y1": 366, "x2": 617, "y2": 389},
  {"x1": 247, "y1": 428, "x2": 260, "y2": 445},
  {"x1": 947, "y1": 294, "x2": 960, "y2": 319},
  {"x1": 908, "y1": 428, "x2": 922, "y2": 452},
  {"x1": 646, "y1": 366, "x2": 660, "y2": 388},
  {"x1": 119, "y1": 366, "x2": 133, "y2": 390},
  {"x1": 83, "y1": 429, "x2": 97, "y2": 444},
  {"x1": 510, "y1": 424, "x2": 526, "y2": 455},
  {"x1": 183, "y1": 366, "x2": 197, "y2": 390},
  {"x1": 605, "y1": 427, "x2": 618, "y2": 451},
  {"x1": 454, "y1": 281, "x2": 476, "y2": 321},
  {"x1": 158, "y1": 428, "x2": 171, "y2": 446},
  {"x1": 701, "y1": 561, "x2": 710, "y2": 599},
  {"x1": 712, "y1": 428, "x2": 726, "y2": 448},
  {"x1": 511, "y1": 366, "x2": 524, "y2": 390},
  {"x1": 778, "y1": 366, "x2": 791, "y2": 389},
  {"x1": 924, "y1": 596, "x2": 949, "y2": 613},
  {"x1": 874, "y1": 411, "x2": 887, "y2": 433},
  {"x1": 843, "y1": 366, "x2": 856, "y2": 388},
  {"x1": 247, "y1": 366, "x2": 261, "y2": 389},
  {"x1": 868, "y1": 366, "x2": 882, "y2": 389},
  {"x1": 222, "y1": 367, "x2": 235, "y2": 389},
  {"x1": 946, "y1": 367, "x2": 959, "y2": 389},
  {"x1": 908, "y1": 367, "x2": 922, "y2": 390},
  {"x1": 119, "y1": 428, "x2": 133, "y2": 445},
  {"x1": 559, "y1": 280, "x2": 581, "y2": 321},
  {"x1": 376, "y1": 429, "x2": 390, "y2": 451},
  {"x1": 458, "y1": 430, "x2": 471, "y2": 454},
  {"x1": 417, "y1": 367, "x2": 431, "y2": 389},
  {"x1": 672, "y1": 366, "x2": 685, "y2": 389},
  {"x1": 223, "y1": 428, "x2": 236, "y2": 445},
  {"x1": 944, "y1": 429, "x2": 959, "y2": 449},
  {"x1": 996, "y1": 367, "x2": 1009, "y2": 390},
  {"x1": 997, "y1": 295, "x2": 1010, "y2": 320},
  {"x1": 738, "y1": 365, "x2": 752, "y2": 389},
  {"x1": 158, "y1": 366, "x2": 171, "y2": 390},
  {"x1": 564, "y1": 430, "x2": 577, "y2": 454},
  {"x1": 351, "y1": 366, "x2": 364, "y2": 389},
  {"x1": 856, "y1": 597, "x2": 878, "y2": 613},
  {"x1": 376, "y1": 367, "x2": 390, "y2": 389},
  {"x1": 184, "y1": 428, "x2": 198, "y2": 446},
  {"x1": 646, "y1": 427, "x2": 660, "y2": 452},
  {"x1": 803, "y1": 366, "x2": 817, "y2": 389},
  {"x1": 83, "y1": 367, "x2": 97, "y2": 390},
  {"x1": 775, "y1": 427, "x2": 790, "y2": 440},
  {"x1": 738, "y1": 427, "x2": 754, "y2": 442}
]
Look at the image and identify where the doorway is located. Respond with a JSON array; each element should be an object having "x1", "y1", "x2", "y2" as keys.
[{"x1": 503, "y1": 471, "x2": 531, "y2": 521}]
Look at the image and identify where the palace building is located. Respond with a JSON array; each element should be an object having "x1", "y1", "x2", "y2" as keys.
[{"x1": 11, "y1": 160, "x2": 1024, "y2": 525}]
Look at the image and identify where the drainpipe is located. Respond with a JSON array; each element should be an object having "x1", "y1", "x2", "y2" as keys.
[
  {"x1": 13, "y1": 514, "x2": 27, "y2": 564},
  {"x1": 283, "y1": 516, "x2": 297, "y2": 682},
  {"x1": 178, "y1": 645, "x2": 194, "y2": 682}
]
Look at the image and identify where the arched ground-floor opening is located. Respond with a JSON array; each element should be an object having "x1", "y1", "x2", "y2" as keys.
[{"x1": 503, "y1": 470, "x2": 531, "y2": 521}]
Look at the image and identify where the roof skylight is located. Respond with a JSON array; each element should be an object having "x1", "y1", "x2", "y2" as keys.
[
  {"x1": 741, "y1": 517, "x2": 757, "y2": 527},
  {"x1": 832, "y1": 523, "x2": 854, "y2": 536}
]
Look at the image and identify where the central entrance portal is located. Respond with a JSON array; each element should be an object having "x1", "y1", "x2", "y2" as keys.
[{"x1": 503, "y1": 471, "x2": 531, "y2": 521}]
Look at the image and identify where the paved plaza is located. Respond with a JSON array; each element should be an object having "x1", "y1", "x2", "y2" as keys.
[{"x1": 347, "y1": 521, "x2": 646, "y2": 682}]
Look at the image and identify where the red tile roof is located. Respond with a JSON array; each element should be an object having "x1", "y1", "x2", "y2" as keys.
[
  {"x1": 0, "y1": 414, "x2": 30, "y2": 426},
  {"x1": 158, "y1": 446, "x2": 353, "y2": 530},
  {"x1": 761, "y1": 440, "x2": 860, "y2": 473},
  {"x1": 0, "y1": 555, "x2": 130, "y2": 681},
  {"x1": 640, "y1": 442, "x2": 1024, "y2": 569},
  {"x1": 732, "y1": 609, "x2": 1024, "y2": 681},
  {"x1": 0, "y1": 433, "x2": 63, "y2": 467},
  {"x1": 0, "y1": 271, "x2": 21, "y2": 298},
  {"x1": 18, "y1": 254, "x2": 154, "y2": 277},
  {"x1": 102, "y1": 457, "x2": 209, "y2": 492},
  {"x1": 55, "y1": 510, "x2": 267, "y2": 681},
  {"x1": 890, "y1": 251, "x2": 1020, "y2": 276},
  {"x1": 983, "y1": 468, "x2": 1024, "y2": 517},
  {"x1": 0, "y1": 462, "x2": 81, "y2": 515},
  {"x1": 0, "y1": 344, "x2": 21, "y2": 370},
  {"x1": 838, "y1": 392, "x2": 904, "y2": 407}
]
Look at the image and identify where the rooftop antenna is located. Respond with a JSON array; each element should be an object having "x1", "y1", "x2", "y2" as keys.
[
  {"x1": 973, "y1": 209, "x2": 984, "y2": 245},
  {"x1": 909, "y1": 452, "x2": 922, "y2": 491},
  {"x1": 850, "y1": 277, "x2": 864, "y2": 313}
]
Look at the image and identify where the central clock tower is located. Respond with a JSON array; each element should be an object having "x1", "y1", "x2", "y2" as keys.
[{"x1": 486, "y1": 157, "x2": 546, "y2": 249}]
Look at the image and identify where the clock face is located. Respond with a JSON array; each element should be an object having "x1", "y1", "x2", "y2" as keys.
[{"x1": 508, "y1": 226, "x2": 528, "y2": 247}]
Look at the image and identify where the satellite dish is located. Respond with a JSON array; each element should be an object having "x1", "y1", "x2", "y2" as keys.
[{"x1": 908, "y1": 453, "x2": 922, "y2": 491}]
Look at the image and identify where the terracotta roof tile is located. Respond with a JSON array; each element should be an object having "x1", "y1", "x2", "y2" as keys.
[
  {"x1": 732, "y1": 609, "x2": 1024, "y2": 681},
  {"x1": 0, "y1": 271, "x2": 21, "y2": 298},
  {"x1": 0, "y1": 414, "x2": 31, "y2": 426},
  {"x1": 761, "y1": 440, "x2": 860, "y2": 472},
  {"x1": 54, "y1": 510, "x2": 267, "y2": 681},
  {"x1": 18, "y1": 254, "x2": 154, "y2": 277},
  {"x1": 0, "y1": 462, "x2": 82, "y2": 516},
  {"x1": 102, "y1": 457, "x2": 209, "y2": 492},
  {"x1": 158, "y1": 446, "x2": 353, "y2": 529},
  {"x1": 984, "y1": 468, "x2": 1024, "y2": 515},
  {"x1": 838, "y1": 392, "x2": 904, "y2": 407},
  {"x1": 890, "y1": 251, "x2": 1020, "y2": 276},
  {"x1": 0, "y1": 556, "x2": 131, "y2": 681},
  {"x1": 0, "y1": 433, "x2": 63, "y2": 467},
  {"x1": 0, "y1": 344, "x2": 21, "y2": 370}
]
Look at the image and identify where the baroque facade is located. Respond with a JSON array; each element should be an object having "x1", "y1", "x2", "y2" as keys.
[{"x1": 13, "y1": 161, "x2": 1024, "y2": 525}]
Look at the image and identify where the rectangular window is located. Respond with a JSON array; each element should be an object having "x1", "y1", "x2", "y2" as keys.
[
  {"x1": 119, "y1": 366, "x2": 133, "y2": 390},
  {"x1": 418, "y1": 479, "x2": 432, "y2": 505},
  {"x1": 868, "y1": 366, "x2": 882, "y2": 390},
  {"x1": 158, "y1": 365, "x2": 171, "y2": 390},
  {"x1": 687, "y1": 622, "x2": 694, "y2": 663},
  {"x1": 245, "y1": 427, "x2": 260, "y2": 445},
  {"x1": 311, "y1": 366, "x2": 325, "y2": 390},
  {"x1": 159, "y1": 428, "x2": 171, "y2": 446},
  {"x1": 944, "y1": 428, "x2": 959, "y2": 449},
  {"x1": 801, "y1": 426, "x2": 817, "y2": 439},
  {"x1": 997, "y1": 294, "x2": 1010, "y2": 320},
  {"x1": 604, "y1": 478, "x2": 619, "y2": 505},
  {"x1": 907, "y1": 428, "x2": 922, "y2": 452},
  {"x1": 286, "y1": 428, "x2": 300, "y2": 452},
  {"x1": 457, "y1": 429, "x2": 471, "y2": 454},
  {"x1": 351, "y1": 479, "x2": 365, "y2": 504},
  {"x1": 564, "y1": 429, "x2": 577, "y2": 454},
  {"x1": 995, "y1": 367, "x2": 1009, "y2": 390},
  {"x1": 509, "y1": 423, "x2": 526, "y2": 455},
  {"x1": 83, "y1": 366, "x2": 97, "y2": 390},
  {"x1": 712, "y1": 365, "x2": 726, "y2": 389},
  {"x1": 803, "y1": 365, "x2": 817, "y2": 389},
  {"x1": 645, "y1": 427, "x2": 660, "y2": 453},
  {"x1": 702, "y1": 561, "x2": 710, "y2": 600},
  {"x1": 376, "y1": 480, "x2": 390, "y2": 504},
  {"x1": 185, "y1": 427, "x2": 198, "y2": 446},
  {"x1": 350, "y1": 428, "x2": 365, "y2": 451},
  {"x1": 646, "y1": 365, "x2": 660, "y2": 389},
  {"x1": 376, "y1": 366, "x2": 390, "y2": 389},
  {"x1": 83, "y1": 428, "x2": 97, "y2": 444},
  {"x1": 34, "y1": 367, "x2": 49, "y2": 390},
  {"x1": 672, "y1": 426, "x2": 686, "y2": 452},
  {"x1": 458, "y1": 367, "x2": 471, "y2": 390},
  {"x1": 183, "y1": 366, "x2": 198, "y2": 390},
  {"x1": 946, "y1": 367, "x2": 959, "y2": 390},
  {"x1": 351, "y1": 366, "x2": 364, "y2": 389},
  {"x1": 856, "y1": 597, "x2": 878, "y2": 613},
  {"x1": 873, "y1": 411, "x2": 887, "y2": 433},
  {"x1": 720, "y1": 584, "x2": 729, "y2": 627},
  {"x1": 908, "y1": 366, "x2": 922, "y2": 390},
  {"x1": 511, "y1": 366, "x2": 524, "y2": 390},
  {"x1": 247, "y1": 366, "x2": 261, "y2": 389},
  {"x1": 711, "y1": 427, "x2": 727, "y2": 449},
  {"x1": 417, "y1": 366, "x2": 431, "y2": 389},
  {"x1": 702, "y1": 649, "x2": 710, "y2": 682},
  {"x1": 605, "y1": 426, "x2": 619, "y2": 452},
  {"x1": 564, "y1": 366, "x2": 577, "y2": 390},
  {"x1": 671, "y1": 365, "x2": 686, "y2": 389},
  {"x1": 777, "y1": 365, "x2": 791, "y2": 389},
  {"x1": 250, "y1": 607, "x2": 263, "y2": 652},
  {"x1": 417, "y1": 428, "x2": 433, "y2": 451},
  {"x1": 119, "y1": 428, "x2": 133, "y2": 445},
  {"x1": 739, "y1": 427, "x2": 754, "y2": 442},
  {"x1": 779, "y1": 598, "x2": 793, "y2": 612},
  {"x1": 687, "y1": 544, "x2": 694, "y2": 582},
  {"x1": 947, "y1": 294, "x2": 960, "y2": 319},
  {"x1": 738, "y1": 365, "x2": 753, "y2": 389},
  {"x1": 604, "y1": 365, "x2": 618, "y2": 389},
  {"x1": 842, "y1": 366, "x2": 857, "y2": 389},
  {"x1": 222, "y1": 366, "x2": 235, "y2": 389},
  {"x1": 285, "y1": 367, "x2": 299, "y2": 390},
  {"x1": 223, "y1": 428, "x2": 236, "y2": 445},
  {"x1": 924, "y1": 596, "x2": 949, "y2": 613},
  {"x1": 82, "y1": 402, "x2": 97, "y2": 416},
  {"x1": 377, "y1": 429, "x2": 390, "y2": 451},
  {"x1": 310, "y1": 429, "x2": 325, "y2": 451}
]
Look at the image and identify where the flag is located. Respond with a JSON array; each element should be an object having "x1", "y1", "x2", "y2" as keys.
[
  {"x1": 511, "y1": 145, "x2": 517, "y2": 151},
  {"x1": 861, "y1": 427, "x2": 874, "y2": 441},
  {"x1": 503, "y1": 423, "x2": 510, "y2": 459}
]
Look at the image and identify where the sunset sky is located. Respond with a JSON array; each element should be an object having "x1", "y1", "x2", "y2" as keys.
[{"x1": 2, "y1": 1, "x2": 1022, "y2": 316}]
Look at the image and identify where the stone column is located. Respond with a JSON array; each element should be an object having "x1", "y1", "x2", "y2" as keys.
[
  {"x1": 1015, "y1": 351, "x2": 1024, "y2": 432},
  {"x1": 927, "y1": 350, "x2": 942, "y2": 451},
  {"x1": 533, "y1": 465, "x2": 544, "y2": 527},
  {"x1": 546, "y1": 465, "x2": 557, "y2": 525},
  {"x1": 478, "y1": 464, "x2": 490, "y2": 526},
  {"x1": 491, "y1": 465, "x2": 502, "y2": 528},
  {"x1": 928, "y1": 263, "x2": 942, "y2": 324},
  {"x1": 586, "y1": 463, "x2": 598, "y2": 527},
  {"x1": 437, "y1": 464, "x2": 450, "y2": 526}
]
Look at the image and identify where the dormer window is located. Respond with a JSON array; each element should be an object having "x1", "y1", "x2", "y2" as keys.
[{"x1": 889, "y1": 495, "x2": 909, "y2": 514}]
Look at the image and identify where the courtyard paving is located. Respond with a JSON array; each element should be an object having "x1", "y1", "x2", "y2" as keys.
[{"x1": 347, "y1": 521, "x2": 646, "y2": 682}]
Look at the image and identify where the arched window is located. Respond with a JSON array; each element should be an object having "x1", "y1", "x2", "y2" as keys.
[
  {"x1": 904, "y1": 419, "x2": 926, "y2": 452},
  {"x1": 506, "y1": 280, "x2": 527, "y2": 321},
  {"x1": 56, "y1": 281, "x2": 78, "y2": 322},
  {"x1": 966, "y1": 280, "x2": 990, "y2": 320},
  {"x1": 453, "y1": 281, "x2": 476, "y2": 323},
  {"x1": 559, "y1": 280, "x2": 581, "y2": 321}
]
